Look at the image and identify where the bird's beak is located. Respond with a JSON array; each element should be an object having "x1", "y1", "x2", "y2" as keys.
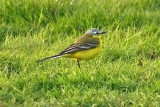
[{"x1": 99, "y1": 31, "x2": 107, "y2": 34}]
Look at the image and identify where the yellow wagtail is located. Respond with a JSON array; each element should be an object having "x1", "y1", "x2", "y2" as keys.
[{"x1": 37, "y1": 28, "x2": 107, "y2": 68}]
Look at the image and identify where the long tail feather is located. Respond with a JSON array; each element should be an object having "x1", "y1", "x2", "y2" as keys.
[{"x1": 37, "y1": 54, "x2": 63, "y2": 62}]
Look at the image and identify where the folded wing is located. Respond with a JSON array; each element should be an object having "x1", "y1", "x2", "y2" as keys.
[{"x1": 59, "y1": 42, "x2": 98, "y2": 55}]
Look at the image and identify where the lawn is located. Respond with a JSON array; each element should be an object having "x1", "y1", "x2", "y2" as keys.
[{"x1": 0, "y1": 0, "x2": 160, "y2": 106}]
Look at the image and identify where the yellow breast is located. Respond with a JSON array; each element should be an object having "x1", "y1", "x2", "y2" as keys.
[{"x1": 69, "y1": 37, "x2": 102, "y2": 60}]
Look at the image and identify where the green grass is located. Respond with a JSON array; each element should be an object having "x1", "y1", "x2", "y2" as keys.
[{"x1": 0, "y1": 0, "x2": 160, "y2": 106}]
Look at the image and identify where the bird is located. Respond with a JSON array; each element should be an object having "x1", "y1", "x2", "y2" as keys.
[{"x1": 37, "y1": 28, "x2": 107, "y2": 68}]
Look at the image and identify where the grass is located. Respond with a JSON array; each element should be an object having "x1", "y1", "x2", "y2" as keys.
[{"x1": 0, "y1": 0, "x2": 160, "y2": 106}]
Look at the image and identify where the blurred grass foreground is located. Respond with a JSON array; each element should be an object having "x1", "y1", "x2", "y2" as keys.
[{"x1": 0, "y1": 0, "x2": 160, "y2": 106}]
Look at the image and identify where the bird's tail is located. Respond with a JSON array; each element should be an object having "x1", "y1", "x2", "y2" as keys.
[{"x1": 37, "y1": 54, "x2": 63, "y2": 62}]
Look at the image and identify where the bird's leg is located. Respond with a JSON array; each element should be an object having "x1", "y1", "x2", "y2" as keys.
[{"x1": 77, "y1": 59, "x2": 80, "y2": 68}]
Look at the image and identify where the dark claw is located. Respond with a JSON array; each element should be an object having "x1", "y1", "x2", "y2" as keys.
[{"x1": 77, "y1": 59, "x2": 80, "y2": 69}]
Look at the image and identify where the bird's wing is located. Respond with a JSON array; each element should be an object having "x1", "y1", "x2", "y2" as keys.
[{"x1": 59, "y1": 42, "x2": 98, "y2": 55}]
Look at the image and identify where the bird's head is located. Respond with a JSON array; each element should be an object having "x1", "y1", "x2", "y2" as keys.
[{"x1": 85, "y1": 28, "x2": 107, "y2": 36}]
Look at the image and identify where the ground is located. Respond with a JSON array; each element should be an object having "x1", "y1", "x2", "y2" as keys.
[{"x1": 0, "y1": 0, "x2": 160, "y2": 106}]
